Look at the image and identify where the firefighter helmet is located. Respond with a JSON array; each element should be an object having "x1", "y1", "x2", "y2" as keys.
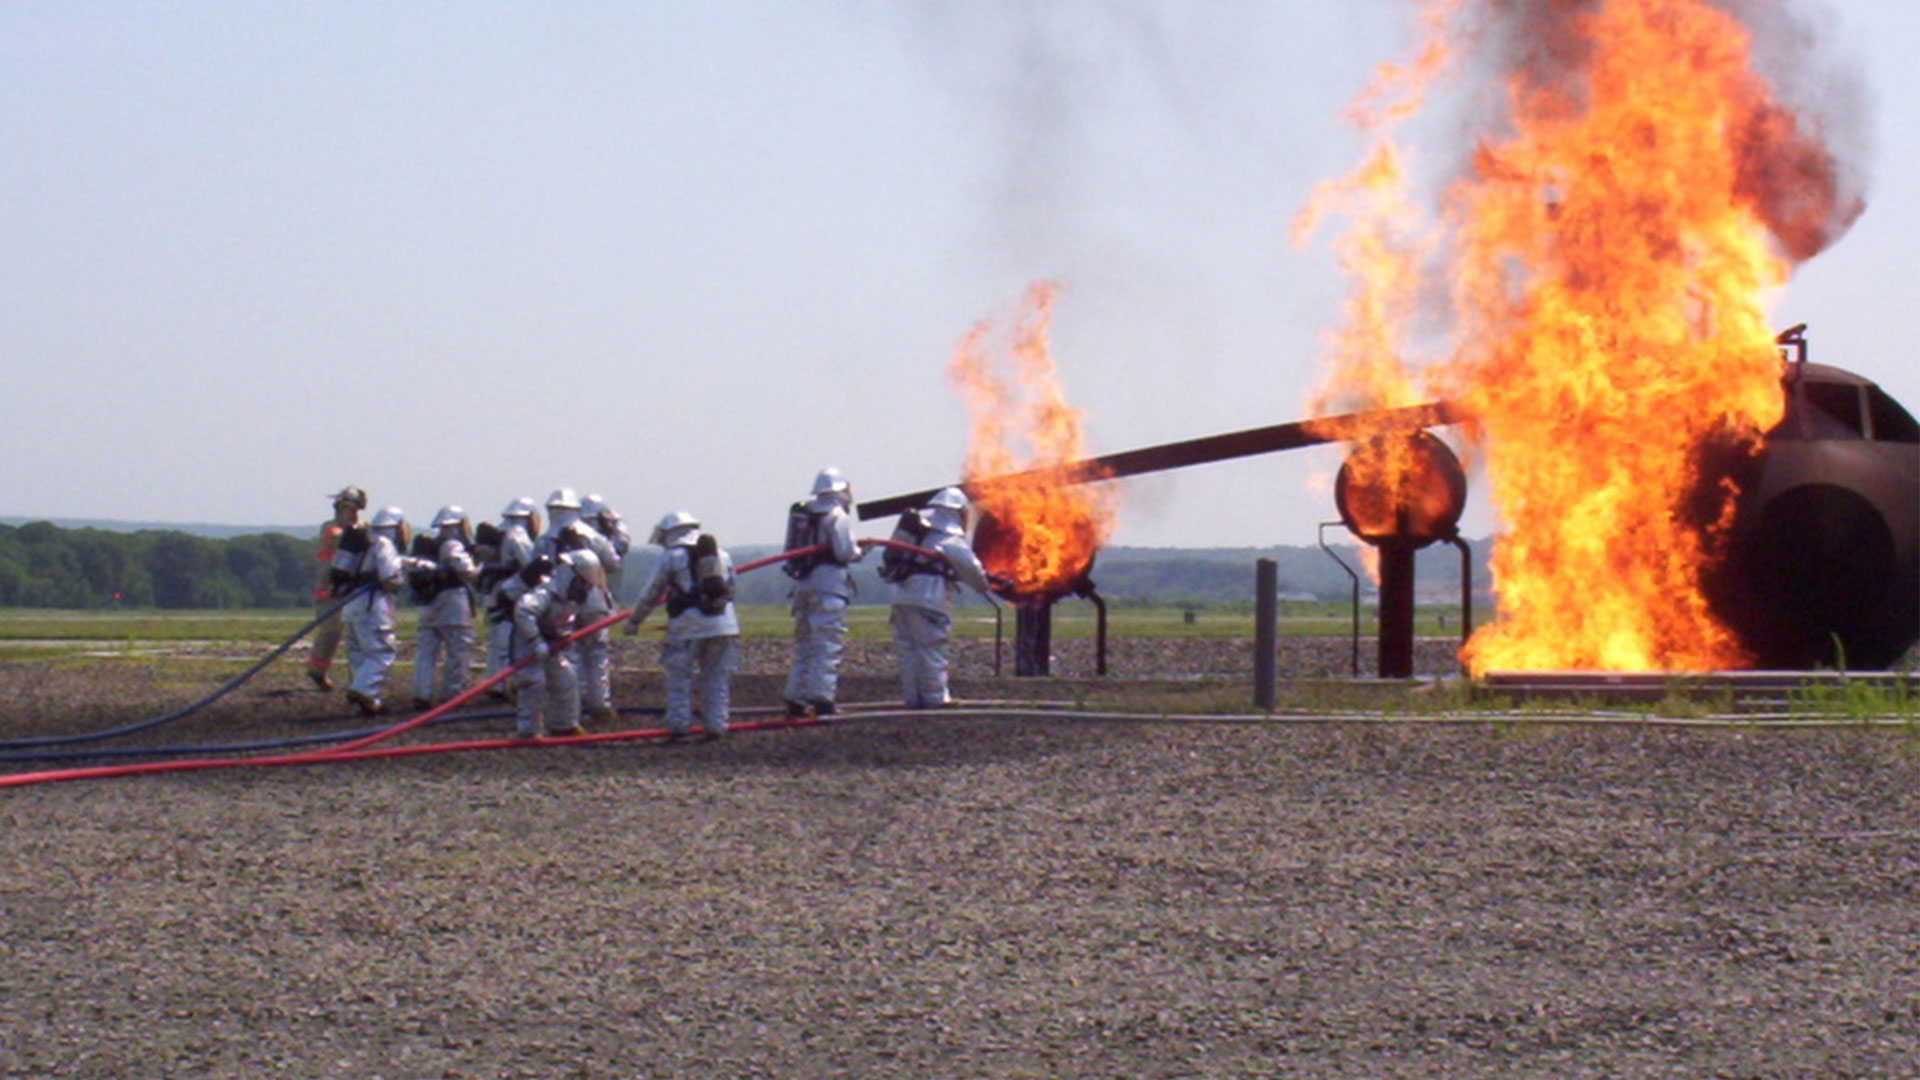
[
  {"x1": 811, "y1": 468, "x2": 850, "y2": 497},
  {"x1": 927, "y1": 487, "x2": 969, "y2": 512},
  {"x1": 649, "y1": 511, "x2": 700, "y2": 546}
]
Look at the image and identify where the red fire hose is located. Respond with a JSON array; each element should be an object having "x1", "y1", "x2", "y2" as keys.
[{"x1": 0, "y1": 538, "x2": 953, "y2": 790}]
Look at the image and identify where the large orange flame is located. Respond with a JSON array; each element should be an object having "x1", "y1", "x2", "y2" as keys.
[
  {"x1": 1304, "y1": 0, "x2": 1862, "y2": 672},
  {"x1": 1292, "y1": 0, "x2": 1458, "y2": 424},
  {"x1": 948, "y1": 283, "x2": 1116, "y2": 595}
]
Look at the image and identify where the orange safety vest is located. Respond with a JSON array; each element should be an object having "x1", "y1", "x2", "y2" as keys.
[{"x1": 312, "y1": 523, "x2": 344, "y2": 601}]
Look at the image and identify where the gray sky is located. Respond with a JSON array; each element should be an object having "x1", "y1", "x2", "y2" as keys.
[{"x1": 1, "y1": 1, "x2": 1913, "y2": 547}]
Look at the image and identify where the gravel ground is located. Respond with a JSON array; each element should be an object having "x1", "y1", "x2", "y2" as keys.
[{"x1": 2, "y1": 638, "x2": 1918, "y2": 1078}]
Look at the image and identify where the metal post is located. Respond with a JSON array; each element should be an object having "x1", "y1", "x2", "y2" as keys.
[
  {"x1": 991, "y1": 599, "x2": 1003, "y2": 677},
  {"x1": 1448, "y1": 533, "x2": 1473, "y2": 676},
  {"x1": 1378, "y1": 538, "x2": 1416, "y2": 678},
  {"x1": 1319, "y1": 523, "x2": 1362, "y2": 678},
  {"x1": 1088, "y1": 590, "x2": 1109, "y2": 677},
  {"x1": 1254, "y1": 557, "x2": 1278, "y2": 710},
  {"x1": 1014, "y1": 602, "x2": 1052, "y2": 677}
]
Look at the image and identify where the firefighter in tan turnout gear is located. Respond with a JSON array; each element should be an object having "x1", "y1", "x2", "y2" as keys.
[{"x1": 307, "y1": 485, "x2": 366, "y2": 691}]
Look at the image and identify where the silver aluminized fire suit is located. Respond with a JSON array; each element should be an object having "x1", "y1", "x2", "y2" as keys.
[
  {"x1": 628, "y1": 518, "x2": 737, "y2": 738},
  {"x1": 782, "y1": 483, "x2": 860, "y2": 714},
  {"x1": 582, "y1": 495, "x2": 632, "y2": 588},
  {"x1": 408, "y1": 516, "x2": 480, "y2": 706},
  {"x1": 333, "y1": 511, "x2": 407, "y2": 713},
  {"x1": 534, "y1": 488, "x2": 585, "y2": 560},
  {"x1": 561, "y1": 519, "x2": 624, "y2": 722},
  {"x1": 889, "y1": 499, "x2": 991, "y2": 709},
  {"x1": 510, "y1": 554, "x2": 594, "y2": 738},
  {"x1": 483, "y1": 505, "x2": 539, "y2": 684}
]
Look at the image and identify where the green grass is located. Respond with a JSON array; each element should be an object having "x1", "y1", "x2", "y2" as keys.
[
  {"x1": 1787, "y1": 676, "x2": 1918, "y2": 723},
  {"x1": 0, "y1": 609, "x2": 317, "y2": 644},
  {"x1": 1, "y1": 607, "x2": 1912, "y2": 723},
  {"x1": 0, "y1": 602, "x2": 1457, "y2": 652}
]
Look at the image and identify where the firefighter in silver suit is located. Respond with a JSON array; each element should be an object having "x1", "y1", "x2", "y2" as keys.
[
  {"x1": 580, "y1": 494, "x2": 632, "y2": 578},
  {"x1": 625, "y1": 512, "x2": 737, "y2": 740},
  {"x1": 566, "y1": 494, "x2": 627, "y2": 724},
  {"x1": 510, "y1": 551, "x2": 595, "y2": 739},
  {"x1": 482, "y1": 496, "x2": 541, "y2": 689},
  {"x1": 332, "y1": 505, "x2": 409, "y2": 715},
  {"x1": 888, "y1": 487, "x2": 992, "y2": 709},
  {"x1": 407, "y1": 505, "x2": 480, "y2": 708},
  {"x1": 535, "y1": 487, "x2": 584, "y2": 558},
  {"x1": 782, "y1": 468, "x2": 862, "y2": 718}
]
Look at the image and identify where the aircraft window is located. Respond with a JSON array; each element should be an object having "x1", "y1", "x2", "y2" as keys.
[
  {"x1": 1801, "y1": 381, "x2": 1866, "y2": 440},
  {"x1": 1868, "y1": 386, "x2": 1920, "y2": 444}
]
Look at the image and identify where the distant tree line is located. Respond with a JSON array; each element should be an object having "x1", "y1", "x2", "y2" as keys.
[
  {"x1": 0, "y1": 520, "x2": 1495, "y2": 610},
  {"x1": 0, "y1": 522, "x2": 312, "y2": 609}
]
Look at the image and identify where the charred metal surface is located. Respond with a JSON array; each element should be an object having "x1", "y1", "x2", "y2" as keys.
[
  {"x1": 1697, "y1": 356, "x2": 1920, "y2": 670},
  {"x1": 857, "y1": 401, "x2": 1464, "y2": 521},
  {"x1": 1374, "y1": 540, "x2": 1418, "y2": 679},
  {"x1": 1004, "y1": 581, "x2": 1108, "y2": 678},
  {"x1": 1013, "y1": 602, "x2": 1053, "y2": 677},
  {"x1": 1336, "y1": 433, "x2": 1468, "y2": 679},
  {"x1": 968, "y1": 510, "x2": 1110, "y2": 678}
]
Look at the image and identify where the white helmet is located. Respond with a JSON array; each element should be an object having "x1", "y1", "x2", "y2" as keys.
[
  {"x1": 552, "y1": 548, "x2": 605, "y2": 603},
  {"x1": 501, "y1": 496, "x2": 542, "y2": 537},
  {"x1": 925, "y1": 487, "x2": 969, "y2": 536},
  {"x1": 809, "y1": 467, "x2": 852, "y2": 510},
  {"x1": 371, "y1": 506, "x2": 406, "y2": 530},
  {"x1": 581, "y1": 494, "x2": 623, "y2": 533},
  {"x1": 811, "y1": 468, "x2": 850, "y2": 497},
  {"x1": 557, "y1": 547, "x2": 606, "y2": 590},
  {"x1": 649, "y1": 510, "x2": 700, "y2": 546},
  {"x1": 431, "y1": 505, "x2": 472, "y2": 546},
  {"x1": 545, "y1": 487, "x2": 582, "y2": 511},
  {"x1": 927, "y1": 487, "x2": 969, "y2": 512}
]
